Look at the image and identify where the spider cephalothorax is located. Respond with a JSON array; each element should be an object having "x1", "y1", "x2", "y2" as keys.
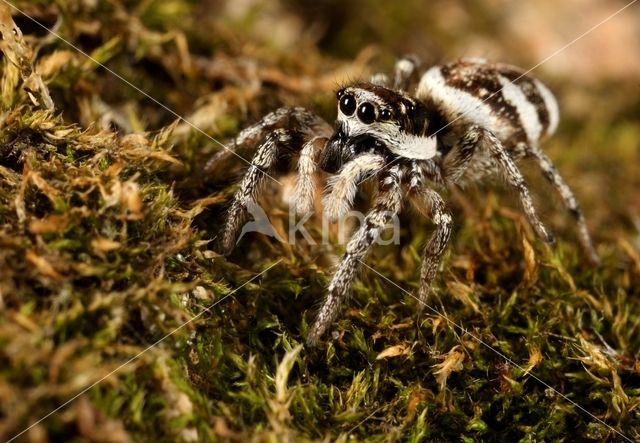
[
  {"x1": 207, "y1": 56, "x2": 599, "y2": 346},
  {"x1": 319, "y1": 84, "x2": 438, "y2": 173}
]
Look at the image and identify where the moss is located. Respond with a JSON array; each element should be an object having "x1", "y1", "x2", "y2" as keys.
[{"x1": 0, "y1": 1, "x2": 639, "y2": 442}]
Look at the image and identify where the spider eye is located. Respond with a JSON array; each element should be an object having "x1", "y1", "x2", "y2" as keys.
[
  {"x1": 357, "y1": 102, "x2": 376, "y2": 124},
  {"x1": 406, "y1": 102, "x2": 415, "y2": 113},
  {"x1": 380, "y1": 109, "x2": 392, "y2": 121},
  {"x1": 336, "y1": 89, "x2": 344, "y2": 99},
  {"x1": 339, "y1": 94, "x2": 356, "y2": 116}
]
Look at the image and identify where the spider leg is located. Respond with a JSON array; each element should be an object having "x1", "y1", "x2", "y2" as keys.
[
  {"x1": 406, "y1": 162, "x2": 453, "y2": 309},
  {"x1": 307, "y1": 166, "x2": 404, "y2": 346},
  {"x1": 203, "y1": 108, "x2": 291, "y2": 175},
  {"x1": 204, "y1": 107, "x2": 330, "y2": 175},
  {"x1": 440, "y1": 128, "x2": 481, "y2": 184},
  {"x1": 219, "y1": 129, "x2": 286, "y2": 254},
  {"x1": 393, "y1": 55, "x2": 420, "y2": 91},
  {"x1": 443, "y1": 125, "x2": 554, "y2": 244},
  {"x1": 292, "y1": 136, "x2": 328, "y2": 216},
  {"x1": 369, "y1": 55, "x2": 420, "y2": 89},
  {"x1": 525, "y1": 145, "x2": 599, "y2": 265},
  {"x1": 370, "y1": 73, "x2": 390, "y2": 87},
  {"x1": 323, "y1": 153, "x2": 386, "y2": 221},
  {"x1": 214, "y1": 107, "x2": 332, "y2": 253}
]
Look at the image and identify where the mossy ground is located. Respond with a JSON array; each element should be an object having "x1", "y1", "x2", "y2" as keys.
[{"x1": 0, "y1": 1, "x2": 639, "y2": 442}]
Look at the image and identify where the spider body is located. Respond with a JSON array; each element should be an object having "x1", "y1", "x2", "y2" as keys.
[{"x1": 209, "y1": 57, "x2": 598, "y2": 346}]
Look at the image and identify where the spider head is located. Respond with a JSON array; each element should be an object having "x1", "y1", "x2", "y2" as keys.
[{"x1": 319, "y1": 83, "x2": 437, "y2": 173}]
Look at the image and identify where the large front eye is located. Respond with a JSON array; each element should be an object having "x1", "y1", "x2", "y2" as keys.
[
  {"x1": 339, "y1": 94, "x2": 356, "y2": 116},
  {"x1": 357, "y1": 102, "x2": 376, "y2": 124}
]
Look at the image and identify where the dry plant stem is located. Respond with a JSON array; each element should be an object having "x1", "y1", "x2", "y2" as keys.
[{"x1": 0, "y1": 3, "x2": 53, "y2": 109}]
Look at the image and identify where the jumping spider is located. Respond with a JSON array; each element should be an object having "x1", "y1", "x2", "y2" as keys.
[{"x1": 208, "y1": 56, "x2": 599, "y2": 346}]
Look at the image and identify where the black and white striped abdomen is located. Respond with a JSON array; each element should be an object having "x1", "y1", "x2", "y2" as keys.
[{"x1": 416, "y1": 59, "x2": 559, "y2": 146}]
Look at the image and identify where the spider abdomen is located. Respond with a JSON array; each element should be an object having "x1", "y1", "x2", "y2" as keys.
[{"x1": 417, "y1": 59, "x2": 559, "y2": 148}]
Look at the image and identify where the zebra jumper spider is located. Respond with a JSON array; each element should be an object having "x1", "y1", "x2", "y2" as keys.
[{"x1": 209, "y1": 57, "x2": 599, "y2": 346}]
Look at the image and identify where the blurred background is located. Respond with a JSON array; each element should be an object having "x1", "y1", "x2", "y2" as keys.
[{"x1": 225, "y1": 0, "x2": 640, "y2": 85}]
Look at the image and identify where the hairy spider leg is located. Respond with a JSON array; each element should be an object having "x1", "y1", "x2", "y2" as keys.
[
  {"x1": 307, "y1": 165, "x2": 404, "y2": 346},
  {"x1": 443, "y1": 125, "x2": 554, "y2": 244},
  {"x1": 220, "y1": 130, "x2": 284, "y2": 254},
  {"x1": 405, "y1": 161, "x2": 453, "y2": 308},
  {"x1": 211, "y1": 107, "x2": 331, "y2": 252},
  {"x1": 525, "y1": 145, "x2": 599, "y2": 264},
  {"x1": 370, "y1": 55, "x2": 420, "y2": 90},
  {"x1": 323, "y1": 153, "x2": 386, "y2": 221},
  {"x1": 293, "y1": 136, "x2": 329, "y2": 216},
  {"x1": 393, "y1": 54, "x2": 420, "y2": 91}
]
